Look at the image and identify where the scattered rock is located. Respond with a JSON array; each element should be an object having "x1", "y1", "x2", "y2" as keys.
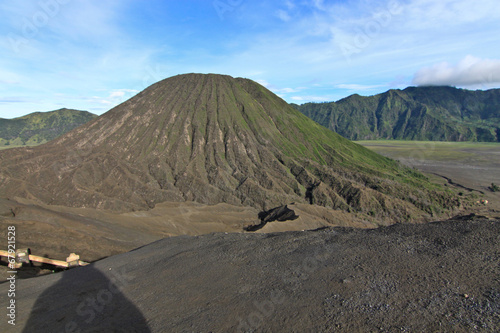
[
  {"x1": 258, "y1": 205, "x2": 299, "y2": 223},
  {"x1": 245, "y1": 205, "x2": 299, "y2": 231}
]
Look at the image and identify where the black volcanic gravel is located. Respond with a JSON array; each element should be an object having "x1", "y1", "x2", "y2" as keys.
[{"x1": 2, "y1": 217, "x2": 499, "y2": 332}]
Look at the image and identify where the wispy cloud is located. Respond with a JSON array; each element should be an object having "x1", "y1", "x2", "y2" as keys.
[
  {"x1": 276, "y1": 9, "x2": 292, "y2": 22},
  {"x1": 0, "y1": 0, "x2": 499, "y2": 117},
  {"x1": 104, "y1": 89, "x2": 141, "y2": 105},
  {"x1": 0, "y1": 97, "x2": 32, "y2": 104},
  {"x1": 275, "y1": 87, "x2": 302, "y2": 93},
  {"x1": 290, "y1": 95, "x2": 333, "y2": 102},
  {"x1": 255, "y1": 79, "x2": 270, "y2": 88},
  {"x1": 400, "y1": 0, "x2": 500, "y2": 28},
  {"x1": 255, "y1": 79, "x2": 305, "y2": 93},
  {"x1": 412, "y1": 56, "x2": 500, "y2": 88},
  {"x1": 109, "y1": 89, "x2": 140, "y2": 99},
  {"x1": 312, "y1": 0, "x2": 326, "y2": 11},
  {"x1": 336, "y1": 84, "x2": 386, "y2": 90},
  {"x1": 0, "y1": 79, "x2": 20, "y2": 85}
]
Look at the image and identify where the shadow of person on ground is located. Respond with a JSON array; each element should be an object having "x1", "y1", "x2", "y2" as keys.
[{"x1": 22, "y1": 263, "x2": 151, "y2": 332}]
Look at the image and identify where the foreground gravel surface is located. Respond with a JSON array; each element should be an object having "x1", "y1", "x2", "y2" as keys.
[{"x1": 2, "y1": 216, "x2": 499, "y2": 332}]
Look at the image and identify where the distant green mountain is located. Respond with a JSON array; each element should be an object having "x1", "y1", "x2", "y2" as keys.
[
  {"x1": 0, "y1": 108, "x2": 97, "y2": 146},
  {"x1": 293, "y1": 86, "x2": 500, "y2": 142}
]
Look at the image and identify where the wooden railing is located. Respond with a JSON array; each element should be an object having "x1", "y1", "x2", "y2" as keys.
[{"x1": 0, "y1": 248, "x2": 88, "y2": 269}]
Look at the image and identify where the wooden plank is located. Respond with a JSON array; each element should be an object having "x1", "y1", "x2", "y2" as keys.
[
  {"x1": 1, "y1": 250, "x2": 88, "y2": 267},
  {"x1": 28, "y1": 254, "x2": 69, "y2": 267}
]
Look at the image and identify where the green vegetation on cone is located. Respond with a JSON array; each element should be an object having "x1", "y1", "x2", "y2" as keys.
[{"x1": 0, "y1": 74, "x2": 466, "y2": 224}]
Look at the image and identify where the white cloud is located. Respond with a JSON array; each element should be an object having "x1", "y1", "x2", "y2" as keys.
[
  {"x1": 255, "y1": 79, "x2": 270, "y2": 88},
  {"x1": 49, "y1": 1, "x2": 124, "y2": 42},
  {"x1": 276, "y1": 87, "x2": 298, "y2": 93},
  {"x1": 401, "y1": 0, "x2": 500, "y2": 28},
  {"x1": 312, "y1": 0, "x2": 326, "y2": 11},
  {"x1": 2, "y1": 0, "x2": 500, "y2": 117},
  {"x1": 109, "y1": 89, "x2": 139, "y2": 99},
  {"x1": 255, "y1": 79, "x2": 304, "y2": 94},
  {"x1": 109, "y1": 91, "x2": 125, "y2": 98},
  {"x1": 290, "y1": 95, "x2": 332, "y2": 102},
  {"x1": 412, "y1": 56, "x2": 500, "y2": 88},
  {"x1": 99, "y1": 89, "x2": 140, "y2": 105},
  {"x1": 336, "y1": 83, "x2": 385, "y2": 90},
  {"x1": 276, "y1": 9, "x2": 291, "y2": 22},
  {"x1": 0, "y1": 79, "x2": 20, "y2": 85},
  {"x1": 0, "y1": 68, "x2": 23, "y2": 85},
  {"x1": 284, "y1": 1, "x2": 295, "y2": 10},
  {"x1": 0, "y1": 97, "x2": 31, "y2": 104}
]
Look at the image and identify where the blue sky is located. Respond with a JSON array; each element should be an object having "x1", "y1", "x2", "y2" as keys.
[{"x1": 1, "y1": 0, "x2": 500, "y2": 118}]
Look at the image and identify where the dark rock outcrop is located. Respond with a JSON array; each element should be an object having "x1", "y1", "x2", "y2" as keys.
[{"x1": 245, "y1": 204, "x2": 299, "y2": 231}]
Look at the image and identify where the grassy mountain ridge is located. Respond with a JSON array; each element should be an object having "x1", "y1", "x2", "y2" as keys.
[
  {"x1": 0, "y1": 108, "x2": 97, "y2": 146},
  {"x1": 0, "y1": 74, "x2": 464, "y2": 224},
  {"x1": 294, "y1": 86, "x2": 500, "y2": 141}
]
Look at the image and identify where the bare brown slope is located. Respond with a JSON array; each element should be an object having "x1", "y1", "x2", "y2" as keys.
[{"x1": 0, "y1": 74, "x2": 463, "y2": 223}]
